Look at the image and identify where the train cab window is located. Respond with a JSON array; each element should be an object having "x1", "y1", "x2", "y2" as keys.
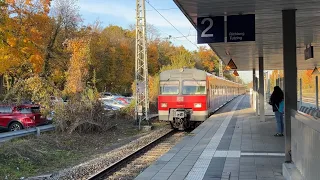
[
  {"x1": 182, "y1": 81, "x2": 206, "y2": 95},
  {"x1": 160, "y1": 81, "x2": 179, "y2": 95}
]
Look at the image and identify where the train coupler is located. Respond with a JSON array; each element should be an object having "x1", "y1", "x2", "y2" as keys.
[{"x1": 169, "y1": 109, "x2": 191, "y2": 130}]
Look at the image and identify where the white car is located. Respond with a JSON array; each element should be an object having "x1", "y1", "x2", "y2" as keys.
[
  {"x1": 99, "y1": 92, "x2": 115, "y2": 100},
  {"x1": 101, "y1": 99, "x2": 126, "y2": 109},
  {"x1": 50, "y1": 96, "x2": 64, "y2": 104}
]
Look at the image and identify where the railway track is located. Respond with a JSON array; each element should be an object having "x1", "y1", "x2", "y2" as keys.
[{"x1": 87, "y1": 130, "x2": 185, "y2": 180}]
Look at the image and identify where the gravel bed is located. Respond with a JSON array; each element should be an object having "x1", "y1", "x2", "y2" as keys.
[
  {"x1": 26, "y1": 127, "x2": 172, "y2": 180},
  {"x1": 107, "y1": 132, "x2": 185, "y2": 180}
]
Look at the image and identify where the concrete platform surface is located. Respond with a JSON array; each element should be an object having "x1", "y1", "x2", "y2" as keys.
[{"x1": 135, "y1": 95, "x2": 285, "y2": 180}]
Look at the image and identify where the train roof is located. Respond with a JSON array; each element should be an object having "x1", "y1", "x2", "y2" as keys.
[
  {"x1": 160, "y1": 68, "x2": 244, "y2": 87},
  {"x1": 206, "y1": 72, "x2": 243, "y2": 86},
  {"x1": 160, "y1": 68, "x2": 207, "y2": 81}
]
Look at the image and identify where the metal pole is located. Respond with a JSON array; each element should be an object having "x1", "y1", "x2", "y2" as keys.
[
  {"x1": 259, "y1": 57, "x2": 265, "y2": 121},
  {"x1": 268, "y1": 73, "x2": 271, "y2": 99},
  {"x1": 277, "y1": 70, "x2": 280, "y2": 86},
  {"x1": 219, "y1": 60, "x2": 223, "y2": 77},
  {"x1": 135, "y1": 0, "x2": 149, "y2": 127},
  {"x1": 316, "y1": 76, "x2": 319, "y2": 109},
  {"x1": 142, "y1": 0, "x2": 149, "y2": 123},
  {"x1": 264, "y1": 72, "x2": 267, "y2": 106},
  {"x1": 300, "y1": 78, "x2": 302, "y2": 108},
  {"x1": 272, "y1": 72, "x2": 278, "y2": 89}
]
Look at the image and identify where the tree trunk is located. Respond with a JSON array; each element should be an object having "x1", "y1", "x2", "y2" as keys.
[{"x1": 0, "y1": 74, "x2": 3, "y2": 95}]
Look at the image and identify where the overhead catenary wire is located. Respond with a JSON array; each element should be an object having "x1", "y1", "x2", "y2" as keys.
[
  {"x1": 145, "y1": 0, "x2": 227, "y2": 80},
  {"x1": 146, "y1": 8, "x2": 178, "y2": 11},
  {"x1": 145, "y1": 0, "x2": 199, "y2": 49}
]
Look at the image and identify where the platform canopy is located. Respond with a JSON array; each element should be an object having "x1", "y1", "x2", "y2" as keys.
[{"x1": 174, "y1": 0, "x2": 320, "y2": 70}]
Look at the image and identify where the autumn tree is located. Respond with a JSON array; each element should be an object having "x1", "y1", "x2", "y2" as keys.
[
  {"x1": 90, "y1": 26, "x2": 135, "y2": 94},
  {"x1": 0, "y1": 0, "x2": 52, "y2": 76},
  {"x1": 160, "y1": 46, "x2": 195, "y2": 72},
  {"x1": 44, "y1": 0, "x2": 81, "y2": 78},
  {"x1": 65, "y1": 37, "x2": 91, "y2": 95},
  {"x1": 148, "y1": 40, "x2": 160, "y2": 75},
  {"x1": 195, "y1": 46, "x2": 219, "y2": 73},
  {"x1": 0, "y1": 0, "x2": 245, "y2": 99}
]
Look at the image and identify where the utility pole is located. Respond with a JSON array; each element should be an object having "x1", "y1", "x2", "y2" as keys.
[{"x1": 135, "y1": 0, "x2": 149, "y2": 128}]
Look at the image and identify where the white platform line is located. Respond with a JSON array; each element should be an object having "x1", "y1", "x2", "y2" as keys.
[
  {"x1": 185, "y1": 96, "x2": 244, "y2": 180},
  {"x1": 212, "y1": 150, "x2": 285, "y2": 157}
]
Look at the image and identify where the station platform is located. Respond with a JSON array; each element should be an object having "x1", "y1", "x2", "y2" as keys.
[{"x1": 135, "y1": 95, "x2": 285, "y2": 180}]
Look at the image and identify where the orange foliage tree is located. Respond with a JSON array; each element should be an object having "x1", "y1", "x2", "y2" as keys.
[
  {"x1": 196, "y1": 46, "x2": 217, "y2": 72},
  {"x1": 0, "y1": 0, "x2": 51, "y2": 75},
  {"x1": 65, "y1": 37, "x2": 91, "y2": 94},
  {"x1": 148, "y1": 41, "x2": 160, "y2": 75}
]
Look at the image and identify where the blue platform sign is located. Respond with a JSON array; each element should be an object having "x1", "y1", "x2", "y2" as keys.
[
  {"x1": 227, "y1": 14, "x2": 255, "y2": 42},
  {"x1": 197, "y1": 16, "x2": 224, "y2": 44}
]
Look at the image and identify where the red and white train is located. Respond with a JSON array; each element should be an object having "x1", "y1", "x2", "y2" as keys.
[{"x1": 158, "y1": 68, "x2": 245, "y2": 130}]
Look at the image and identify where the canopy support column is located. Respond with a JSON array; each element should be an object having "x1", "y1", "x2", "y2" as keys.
[
  {"x1": 259, "y1": 57, "x2": 265, "y2": 121},
  {"x1": 282, "y1": 9, "x2": 297, "y2": 163}
]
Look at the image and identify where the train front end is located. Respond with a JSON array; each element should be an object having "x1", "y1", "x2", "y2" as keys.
[{"x1": 158, "y1": 69, "x2": 208, "y2": 130}]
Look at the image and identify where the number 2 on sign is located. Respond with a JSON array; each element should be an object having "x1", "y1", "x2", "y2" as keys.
[{"x1": 201, "y1": 18, "x2": 214, "y2": 38}]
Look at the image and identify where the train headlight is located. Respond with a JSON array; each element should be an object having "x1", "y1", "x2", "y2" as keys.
[
  {"x1": 161, "y1": 103, "x2": 167, "y2": 108},
  {"x1": 194, "y1": 103, "x2": 202, "y2": 108}
]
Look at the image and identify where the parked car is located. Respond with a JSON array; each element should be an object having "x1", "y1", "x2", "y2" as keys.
[
  {"x1": 103, "y1": 104, "x2": 120, "y2": 111},
  {"x1": 101, "y1": 99, "x2": 126, "y2": 109},
  {"x1": 99, "y1": 92, "x2": 114, "y2": 100},
  {"x1": 0, "y1": 104, "x2": 48, "y2": 131},
  {"x1": 50, "y1": 96, "x2": 64, "y2": 104}
]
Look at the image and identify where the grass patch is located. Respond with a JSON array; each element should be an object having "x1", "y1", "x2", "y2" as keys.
[{"x1": 0, "y1": 118, "x2": 168, "y2": 180}]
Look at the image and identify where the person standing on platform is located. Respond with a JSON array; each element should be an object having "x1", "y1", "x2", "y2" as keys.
[{"x1": 269, "y1": 86, "x2": 284, "y2": 137}]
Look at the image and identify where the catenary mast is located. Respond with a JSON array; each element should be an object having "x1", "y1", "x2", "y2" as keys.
[{"x1": 135, "y1": 0, "x2": 149, "y2": 127}]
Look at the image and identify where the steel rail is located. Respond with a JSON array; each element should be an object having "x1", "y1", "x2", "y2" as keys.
[{"x1": 87, "y1": 129, "x2": 176, "y2": 180}]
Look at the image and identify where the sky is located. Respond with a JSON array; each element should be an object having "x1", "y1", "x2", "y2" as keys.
[{"x1": 77, "y1": 0, "x2": 252, "y2": 83}]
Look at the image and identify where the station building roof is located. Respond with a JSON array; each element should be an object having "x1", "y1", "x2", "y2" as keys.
[{"x1": 174, "y1": 0, "x2": 320, "y2": 70}]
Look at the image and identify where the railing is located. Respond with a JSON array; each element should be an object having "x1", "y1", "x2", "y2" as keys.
[
  {"x1": 298, "y1": 106, "x2": 320, "y2": 118},
  {"x1": 0, "y1": 124, "x2": 55, "y2": 142},
  {"x1": 291, "y1": 110, "x2": 320, "y2": 180}
]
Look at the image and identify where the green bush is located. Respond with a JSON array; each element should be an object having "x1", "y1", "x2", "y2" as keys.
[
  {"x1": 4, "y1": 76, "x2": 57, "y2": 107},
  {"x1": 53, "y1": 89, "x2": 119, "y2": 134}
]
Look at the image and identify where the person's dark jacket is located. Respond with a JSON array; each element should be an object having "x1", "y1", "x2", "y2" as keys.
[{"x1": 269, "y1": 86, "x2": 284, "y2": 112}]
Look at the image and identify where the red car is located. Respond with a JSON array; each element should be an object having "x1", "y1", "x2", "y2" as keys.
[{"x1": 0, "y1": 104, "x2": 48, "y2": 131}]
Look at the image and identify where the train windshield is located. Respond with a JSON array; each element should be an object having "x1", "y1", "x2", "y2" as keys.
[
  {"x1": 160, "y1": 81, "x2": 179, "y2": 95},
  {"x1": 182, "y1": 81, "x2": 206, "y2": 95}
]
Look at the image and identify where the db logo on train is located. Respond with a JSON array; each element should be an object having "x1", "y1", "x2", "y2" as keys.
[{"x1": 177, "y1": 97, "x2": 184, "y2": 102}]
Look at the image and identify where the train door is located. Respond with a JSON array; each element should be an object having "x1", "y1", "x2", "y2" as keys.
[
  {"x1": 209, "y1": 84, "x2": 213, "y2": 110},
  {"x1": 212, "y1": 85, "x2": 215, "y2": 110},
  {"x1": 207, "y1": 80, "x2": 210, "y2": 109},
  {"x1": 216, "y1": 86, "x2": 219, "y2": 108}
]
